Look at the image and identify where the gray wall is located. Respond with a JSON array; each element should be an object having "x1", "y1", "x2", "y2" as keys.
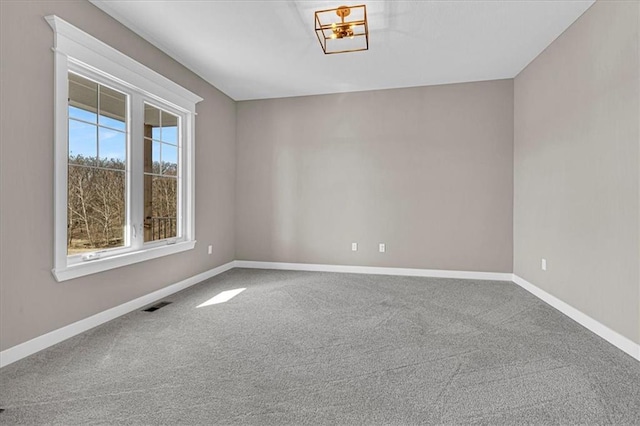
[
  {"x1": 236, "y1": 80, "x2": 514, "y2": 272},
  {"x1": 0, "y1": 1, "x2": 236, "y2": 351},
  {"x1": 514, "y1": 0, "x2": 640, "y2": 344}
]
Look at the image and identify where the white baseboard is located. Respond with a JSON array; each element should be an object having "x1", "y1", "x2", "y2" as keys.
[
  {"x1": 234, "y1": 260, "x2": 513, "y2": 281},
  {"x1": 512, "y1": 274, "x2": 640, "y2": 362},
  {"x1": 0, "y1": 261, "x2": 235, "y2": 368}
]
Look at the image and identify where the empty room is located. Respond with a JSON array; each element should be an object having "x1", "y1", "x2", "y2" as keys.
[{"x1": 0, "y1": 0, "x2": 639, "y2": 424}]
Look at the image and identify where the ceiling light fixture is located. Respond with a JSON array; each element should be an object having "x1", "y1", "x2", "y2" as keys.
[{"x1": 315, "y1": 4, "x2": 369, "y2": 55}]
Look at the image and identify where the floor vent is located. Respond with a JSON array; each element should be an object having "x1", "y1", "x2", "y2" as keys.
[{"x1": 143, "y1": 301, "x2": 172, "y2": 312}]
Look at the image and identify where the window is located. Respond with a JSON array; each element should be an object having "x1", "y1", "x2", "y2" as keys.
[{"x1": 48, "y1": 16, "x2": 202, "y2": 281}]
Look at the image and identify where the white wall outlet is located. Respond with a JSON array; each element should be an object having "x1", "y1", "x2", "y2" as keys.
[
  {"x1": 379, "y1": 243, "x2": 386, "y2": 253},
  {"x1": 351, "y1": 242, "x2": 358, "y2": 251},
  {"x1": 541, "y1": 258, "x2": 547, "y2": 271},
  {"x1": 208, "y1": 245, "x2": 213, "y2": 255}
]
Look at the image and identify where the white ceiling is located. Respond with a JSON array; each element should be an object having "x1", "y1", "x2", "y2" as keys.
[{"x1": 90, "y1": 0, "x2": 595, "y2": 101}]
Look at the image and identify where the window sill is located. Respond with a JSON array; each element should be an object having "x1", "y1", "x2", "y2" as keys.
[{"x1": 52, "y1": 240, "x2": 196, "y2": 282}]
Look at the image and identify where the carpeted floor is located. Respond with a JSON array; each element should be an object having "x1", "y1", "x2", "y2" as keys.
[{"x1": 1, "y1": 268, "x2": 639, "y2": 425}]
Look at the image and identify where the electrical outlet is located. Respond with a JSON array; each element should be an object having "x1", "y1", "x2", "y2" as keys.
[
  {"x1": 379, "y1": 243, "x2": 386, "y2": 253},
  {"x1": 541, "y1": 258, "x2": 547, "y2": 271},
  {"x1": 351, "y1": 242, "x2": 358, "y2": 251},
  {"x1": 208, "y1": 245, "x2": 213, "y2": 255}
]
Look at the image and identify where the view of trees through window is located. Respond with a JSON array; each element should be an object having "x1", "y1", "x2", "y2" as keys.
[
  {"x1": 67, "y1": 73, "x2": 180, "y2": 255},
  {"x1": 143, "y1": 104, "x2": 179, "y2": 242}
]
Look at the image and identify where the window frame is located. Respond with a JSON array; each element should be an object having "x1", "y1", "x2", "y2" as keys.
[{"x1": 48, "y1": 15, "x2": 202, "y2": 282}]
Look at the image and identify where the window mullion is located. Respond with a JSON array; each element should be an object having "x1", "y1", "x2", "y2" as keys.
[{"x1": 130, "y1": 93, "x2": 145, "y2": 250}]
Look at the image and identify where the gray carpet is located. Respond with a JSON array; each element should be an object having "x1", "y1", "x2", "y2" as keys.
[{"x1": 1, "y1": 268, "x2": 639, "y2": 425}]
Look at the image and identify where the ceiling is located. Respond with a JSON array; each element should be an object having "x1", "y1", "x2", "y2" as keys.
[{"x1": 90, "y1": 0, "x2": 595, "y2": 101}]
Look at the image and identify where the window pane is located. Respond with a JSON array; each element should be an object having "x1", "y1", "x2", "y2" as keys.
[
  {"x1": 68, "y1": 73, "x2": 97, "y2": 123},
  {"x1": 161, "y1": 111, "x2": 178, "y2": 144},
  {"x1": 69, "y1": 119, "x2": 97, "y2": 165},
  {"x1": 161, "y1": 144, "x2": 178, "y2": 175},
  {"x1": 99, "y1": 85, "x2": 126, "y2": 130},
  {"x1": 144, "y1": 176, "x2": 177, "y2": 242},
  {"x1": 144, "y1": 104, "x2": 161, "y2": 140},
  {"x1": 144, "y1": 138, "x2": 161, "y2": 175},
  {"x1": 69, "y1": 106, "x2": 97, "y2": 123},
  {"x1": 67, "y1": 167, "x2": 126, "y2": 254},
  {"x1": 153, "y1": 141, "x2": 161, "y2": 173},
  {"x1": 99, "y1": 128, "x2": 126, "y2": 169}
]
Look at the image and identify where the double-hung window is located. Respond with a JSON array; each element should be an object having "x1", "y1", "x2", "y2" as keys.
[{"x1": 48, "y1": 16, "x2": 202, "y2": 281}]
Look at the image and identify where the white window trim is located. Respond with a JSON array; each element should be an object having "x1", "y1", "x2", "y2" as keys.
[{"x1": 47, "y1": 15, "x2": 202, "y2": 282}]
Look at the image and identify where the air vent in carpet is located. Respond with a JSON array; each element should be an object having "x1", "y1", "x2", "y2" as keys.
[{"x1": 143, "y1": 301, "x2": 172, "y2": 312}]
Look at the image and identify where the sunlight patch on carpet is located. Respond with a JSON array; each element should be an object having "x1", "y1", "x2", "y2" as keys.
[{"x1": 197, "y1": 288, "x2": 246, "y2": 308}]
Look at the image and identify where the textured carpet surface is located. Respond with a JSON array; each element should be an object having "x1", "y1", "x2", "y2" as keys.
[{"x1": 1, "y1": 268, "x2": 639, "y2": 425}]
